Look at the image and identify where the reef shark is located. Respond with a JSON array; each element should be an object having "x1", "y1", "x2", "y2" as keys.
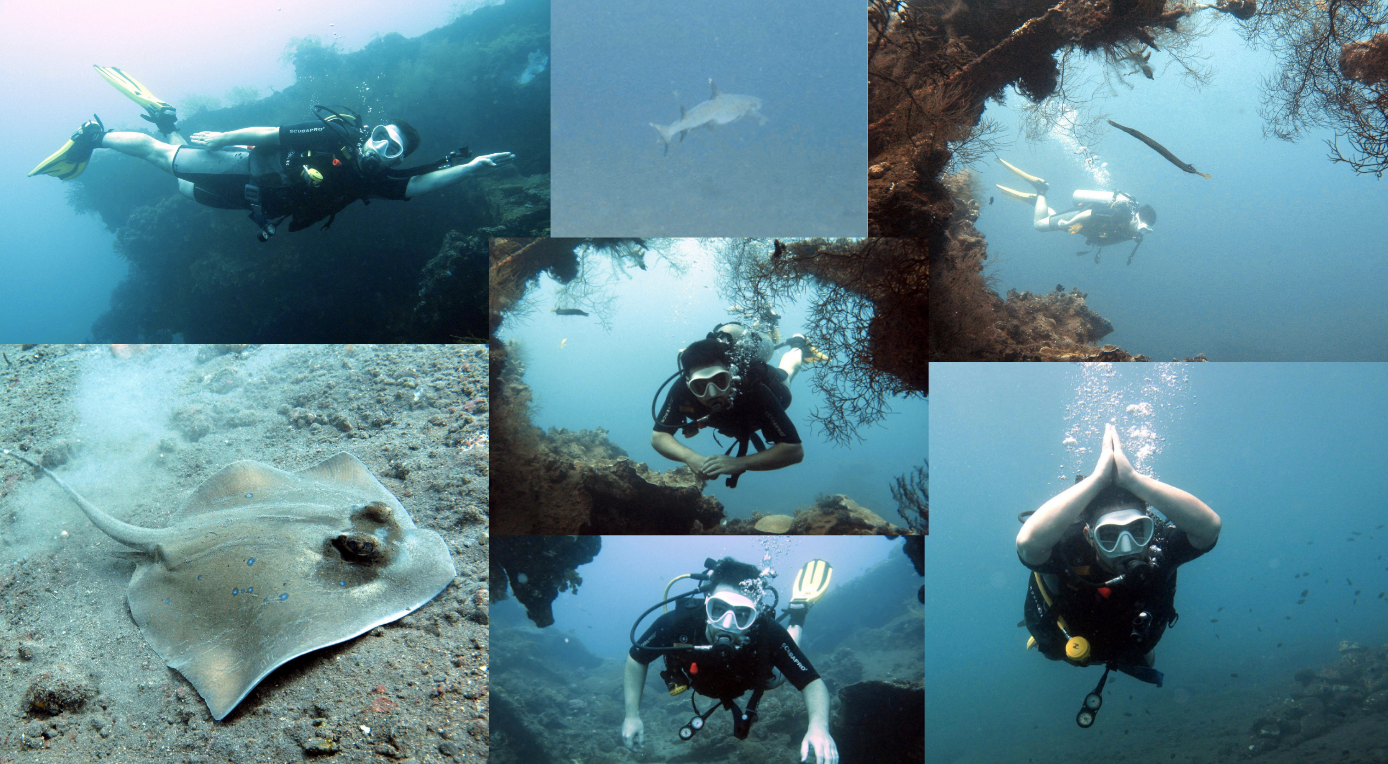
[{"x1": 650, "y1": 79, "x2": 767, "y2": 154}]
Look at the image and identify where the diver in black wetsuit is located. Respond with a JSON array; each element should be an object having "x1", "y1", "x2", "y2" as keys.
[
  {"x1": 623, "y1": 557, "x2": 838, "y2": 763},
  {"x1": 1017, "y1": 423, "x2": 1221, "y2": 727},
  {"x1": 651, "y1": 323, "x2": 824, "y2": 487}
]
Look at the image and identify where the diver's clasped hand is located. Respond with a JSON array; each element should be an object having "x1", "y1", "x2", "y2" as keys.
[
  {"x1": 470, "y1": 152, "x2": 515, "y2": 170},
  {"x1": 189, "y1": 131, "x2": 226, "y2": 149},
  {"x1": 1107, "y1": 423, "x2": 1141, "y2": 488},
  {"x1": 800, "y1": 724, "x2": 839, "y2": 764},
  {"x1": 621, "y1": 716, "x2": 644, "y2": 752},
  {"x1": 697, "y1": 454, "x2": 744, "y2": 478}
]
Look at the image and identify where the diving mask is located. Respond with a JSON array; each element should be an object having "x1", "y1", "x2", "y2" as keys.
[
  {"x1": 687, "y1": 366, "x2": 732, "y2": 399},
  {"x1": 1091, "y1": 509, "x2": 1155, "y2": 559},
  {"x1": 361, "y1": 124, "x2": 405, "y2": 168},
  {"x1": 706, "y1": 590, "x2": 759, "y2": 637}
]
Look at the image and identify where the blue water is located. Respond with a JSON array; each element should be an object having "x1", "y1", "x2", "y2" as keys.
[
  {"x1": 551, "y1": 0, "x2": 866, "y2": 237},
  {"x1": 497, "y1": 240, "x2": 927, "y2": 525},
  {"x1": 929, "y1": 362, "x2": 1388, "y2": 762},
  {"x1": 971, "y1": 21, "x2": 1388, "y2": 360}
]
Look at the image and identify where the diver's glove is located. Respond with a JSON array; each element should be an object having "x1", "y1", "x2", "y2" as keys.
[{"x1": 141, "y1": 105, "x2": 179, "y2": 136}]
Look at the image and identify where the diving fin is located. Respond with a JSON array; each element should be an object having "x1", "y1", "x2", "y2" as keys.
[
  {"x1": 28, "y1": 115, "x2": 105, "y2": 181},
  {"x1": 1000, "y1": 158, "x2": 1048, "y2": 194},
  {"x1": 785, "y1": 334, "x2": 829, "y2": 364},
  {"x1": 786, "y1": 559, "x2": 832, "y2": 627},
  {"x1": 995, "y1": 184, "x2": 1037, "y2": 204},
  {"x1": 93, "y1": 65, "x2": 178, "y2": 134}
]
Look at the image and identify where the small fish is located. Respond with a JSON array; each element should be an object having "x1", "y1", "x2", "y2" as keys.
[
  {"x1": 1352, "y1": 531, "x2": 1362, "y2": 536},
  {"x1": 1295, "y1": 573, "x2": 1301, "y2": 579},
  {"x1": 1348, "y1": 578, "x2": 1354, "y2": 585},
  {"x1": 559, "y1": 338, "x2": 567, "y2": 350},
  {"x1": 1217, "y1": 607, "x2": 1223, "y2": 612},
  {"x1": 989, "y1": 196, "x2": 995, "y2": 204},
  {"x1": 1277, "y1": 642, "x2": 1284, "y2": 647},
  {"x1": 1231, "y1": 673, "x2": 1239, "y2": 678},
  {"x1": 1119, "y1": 47, "x2": 1154, "y2": 79},
  {"x1": 1211, "y1": 618, "x2": 1219, "y2": 623},
  {"x1": 1258, "y1": 627, "x2": 1263, "y2": 631},
  {"x1": 1301, "y1": 589, "x2": 1309, "y2": 597},
  {"x1": 553, "y1": 308, "x2": 589, "y2": 316},
  {"x1": 1296, "y1": 599, "x2": 1305, "y2": 605}
]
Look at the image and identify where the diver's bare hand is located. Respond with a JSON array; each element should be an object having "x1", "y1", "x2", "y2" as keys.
[
  {"x1": 621, "y1": 717, "x2": 644, "y2": 751},
  {"x1": 699, "y1": 454, "x2": 743, "y2": 478},
  {"x1": 1090, "y1": 423, "x2": 1116, "y2": 486},
  {"x1": 1109, "y1": 424, "x2": 1138, "y2": 488},
  {"x1": 189, "y1": 131, "x2": 225, "y2": 149},
  {"x1": 800, "y1": 724, "x2": 839, "y2": 764},
  {"x1": 470, "y1": 152, "x2": 515, "y2": 170}
]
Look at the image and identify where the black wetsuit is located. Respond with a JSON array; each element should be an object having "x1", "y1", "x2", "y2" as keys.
[
  {"x1": 171, "y1": 121, "x2": 410, "y2": 230},
  {"x1": 1022, "y1": 523, "x2": 1212, "y2": 666},
  {"x1": 630, "y1": 605, "x2": 820, "y2": 700},
  {"x1": 653, "y1": 366, "x2": 801, "y2": 448}
]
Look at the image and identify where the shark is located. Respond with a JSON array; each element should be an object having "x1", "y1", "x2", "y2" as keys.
[{"x1": 650, "y1": 79, "x2": 767, "y2": 155}]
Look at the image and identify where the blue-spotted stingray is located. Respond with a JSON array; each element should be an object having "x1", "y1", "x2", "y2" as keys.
[{"x1": 1, "y1": 449, "x2": 456, "y2": 721}]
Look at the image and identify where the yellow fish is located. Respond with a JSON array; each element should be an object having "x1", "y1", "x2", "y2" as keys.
[{"x1": 559, "y1": 338, "x2": 567, "y2": 350}]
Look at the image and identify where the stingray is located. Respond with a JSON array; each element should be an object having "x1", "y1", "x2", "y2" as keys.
[{"x1": 1, "y1": 449, "x2": 456, "y2": 721}]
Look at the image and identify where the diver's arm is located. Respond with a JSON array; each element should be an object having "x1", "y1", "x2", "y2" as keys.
[
  {"x1": 405, "y1": 152, "x2": 516, "y2": 197},
  {"x1": 651, "y1": 431, "x2": 710, "y2": 476},
  {"x1": 1110, "y1": 428, "x2": 1221, "y2": 550},
  {"x1": 190, "y1": 127, "x2": 280, "y2": 149},
  {"x1": 1017, "y1": 424, "x2": 1117, "y2": 565},
  {"x1": 800, "y1": 679, "x2": 839, "y2": 764},
  {"x1": 621, "y1": 657, "x2": 648, "y2": 750},
  {"x1": 697, "y1": 442, "x2": 803, "y2": 478}
]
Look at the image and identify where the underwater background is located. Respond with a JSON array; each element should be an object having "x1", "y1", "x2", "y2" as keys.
[
  {"x1": 495, "y1": 239, "x2": 927, "y2": 527},
  {"x1": 967, "y1": 19, "x2": 1388, "y2": 361},
  {"x1": 490, "y1": 535, "x2": 924, "y2": 763},
  {"x1": 0, "y1": 0, "x2": 547, "y2": 343},
  {"x1": 929, "y1": 362, "x2": 1388, "y2": 763},
  {"x1": 551, "y1": 0, "x2": 866, "y2": 237}
]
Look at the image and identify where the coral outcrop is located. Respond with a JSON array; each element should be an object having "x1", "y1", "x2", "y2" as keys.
[
  {"x1": 490, "y1": 535, "x2": 602, "y2": 628},
  {"x1": 715, "y1": 495, "x2": 912, "y2": 536},
  {"x1": 489, "y1": 341, "x2": 726, "y2": 535},
  {"x1": 1246, "y1": 641, "x2": 1388, "y2": 756}
]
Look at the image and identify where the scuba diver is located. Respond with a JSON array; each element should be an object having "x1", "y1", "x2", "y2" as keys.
[
  {"x1": 29, "y1": 66, "x2": 515, "y2": 242},
  {"x1": 624, "y1": 557, "x2": 838, "y2": 763},
  {"x1": 995, "y1": 158, "x2": 1156, "y2": 265},
  {"x1": 1016, "y1": 423, "x2": 1221, "y2": 728},
  {"x1": 651, "y1": 320, "x2": 827, "y2": 488}
]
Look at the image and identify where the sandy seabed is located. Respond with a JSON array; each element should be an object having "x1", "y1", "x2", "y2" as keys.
[{"x1": 0, "y1": 344, "x2": 489, "y2": 764}]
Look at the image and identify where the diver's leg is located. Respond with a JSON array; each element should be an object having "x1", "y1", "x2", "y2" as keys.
[
  {"x1": 778, "y1": 347, "x2": 804, "y2": 385},
  {"x1": 1032, "y1": 194, "x2": 1059, "y2": 231},
  {"x1": 99, "y1": 131, "x2": 179, "y2": 174}
]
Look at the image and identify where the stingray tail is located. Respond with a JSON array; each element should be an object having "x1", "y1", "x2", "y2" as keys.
[{"x1": 2, "y1": 449, "x2": 164, "y2": 551}]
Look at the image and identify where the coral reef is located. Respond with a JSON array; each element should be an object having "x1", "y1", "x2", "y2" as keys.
[
  {"x1": 831, "y1": 680, "x2": 925, "y2": 764},
  {"x1": 713, "y1": 495, "x2": 911, "y2": 535},
  {"x1": 1246, "y1": 641, "x2": 1388, "y2": 756},
  {"x1": 490, "y1": 535, "x2": 602, "y2": 628},
  {"x1": 872, "y1": 0, "x2": 1245, "y2": 359},
  {"x1": 717, "y1": 237, "x2": 926, "y2": 430},
  {"x1": 488, "y1": 341, "x2": 726, "y2": 535},
  {"x1": 74, "y1": 0, "x2": 549, "y2": 341},
  {"x1": 930, "y1": 171, "x2": 1153, "y2": 360}
]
